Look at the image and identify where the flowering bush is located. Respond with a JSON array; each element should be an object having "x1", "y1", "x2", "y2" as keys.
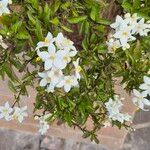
[{"x1": 0, "y1": 0, "x2": 150, "y2": 143}]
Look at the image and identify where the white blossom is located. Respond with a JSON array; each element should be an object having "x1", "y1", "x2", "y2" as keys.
[
  {"x1": 133, "y1": 18, "x2": 150, "y2": 36},
  {"x1": 12, "y1": 106, "x2": 28, "y2": 123},
  {"x1": 55, "y1": 32, "x2": 76, "y2": 51},
  {"x1": 38, "y1": 72, "x2": 51, "y2": 87},
  {"x1": 132, "y1": 89, "x2": 150, "y2": 111},
  {"x1": 56, "y1": 75, "x2": 78, "y2": 92},
  {"x1": 54, "y1": 49, "x2": 77, "y2": 69},
  {"x1": 37, "y1": 44, "x2": 58, "y2": 70},
  {"x1": 124, "y1": 13, "x2": 139, "y2": 26},
  {"x1": 113, "y1": 25, "x2": 135, "y2": 49},
  {"x1": 110, "y1": 15, "x2": 126, "y2": 31},
  {"x1": 0, "y1": 102, "x2": 13, "y2": 121},
  {"x1": 105, "y1": 96, "x2": 131, "y2": 123},
  {"x1": 36, "y1": 32, "x2": 55, "y2": 50},
  {"x1": 139, "y1": 76, "x2": 150, "y2": 96},
  {"x1": 35, "y1": 114, "x2": 51, "y2": 135},
  {"x1": 0, "y1": 0, "x2": 10, "y2": 16},
  {"x1": 106, "y1": 38, "x2": 121, "y2": 52}
]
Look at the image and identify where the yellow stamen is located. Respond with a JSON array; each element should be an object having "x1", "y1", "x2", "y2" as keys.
[
  {"x1": 36, "y1": 57, "x2": 41, "y2": 62},
  {"x1": 76, "y1": 66, "x2": 82, "y2": 72},
  {"x1": 66, "y1": 79, "x2": 72, "y2": 84},
  {"x1": 44, "y1": 38, "x2": 49, "y2": 43},
  {"x1": 123, "y1": 32, "x2": 128, "y2": 36}
]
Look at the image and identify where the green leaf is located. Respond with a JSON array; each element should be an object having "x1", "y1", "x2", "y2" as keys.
[
  {"x1": 97, "y1": 18, "x2": 111, "y2": 25},
  {"x1": 16, "y1": 29, "x2": 29, "y2": 40},
  {"x1": 11, "y1": 21, "x2": 22, "y2": 33},
  {"x1": 61, "y1": 25, "x2": 73, "y2": 33},
  {"x1": 133, "y1": 0, "x2": 140, "y2": 9},
  {"x1": 35, "y1": 20, "x2": 43, "y2": 41},
  {"x1": 43, "y1": 3, "x2": 51, "y2": 25},
  {"x1": 68, "y1": 16, "x2": 87, "y2": 24},
  {"x1": 122, "y1": 2, "x2": 133, "y2": 12},
  {"x1": 50, "y1": 17, "x2": 59, "y2": 25},
  {"x1": 90, "y1": 5, "x2": 100, "y2": 21},
  {"x1": 27, "y1": 12, "x2": 36, "y2": 25}
]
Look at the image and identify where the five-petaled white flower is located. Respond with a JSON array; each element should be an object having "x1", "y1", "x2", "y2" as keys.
[
  {"x1": 36, "y1": 32, "x2": 55, "y2": 50},
  {"x1": 133, "y1": 19, "x2": 150, "y2": 36},
  {"x1": 12, "y1": 106, "x2": 28, "y2": 123},
  {"x1": 73, "y1": 58, "x2": 82, "y2": 80},
  {"x1": 113, "y1": 25, "x2": 135, "y2": 49},
  {"x1": 0, "y1": 102, "x2": 13, "y2": 121},
  {"x1": 56, "y1": 75, "x2": 78, "y2": 92},
  {"x1": 48, "y1": 67, "x2": 63, "y2": 85},
  {"x1": 54, "y1": 49, "x2": 77, "y2": 69},
  {"x1": 37, "y1": 44, "x2": 58, "y2": 70},
  {"x1": 132, "y1": 89, "x2": 150, "y2": 111},
  {"x1": 124, "y1": 13, "x2": 139, "y2": 26},
  {"x1": 35, "y1": 114, "x2": 51, "y2": 135},
  {"x1": 139, "y1": 76, "x2": 150, "y2": 96},
  {"x1": 55, "y1": 32, "x2": 76, "y2": 51},
  {"x1": 105, "y1": 97, "x2": 123, "y2": 116},
  {"x1": 0, "y1": 0, "x2": 11, "y2": 16},
  {"x1": 105, "y1": 96, "x2": 131, "y2": 123}
]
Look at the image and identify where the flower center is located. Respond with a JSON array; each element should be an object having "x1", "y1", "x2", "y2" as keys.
[
  {"x1": 76, "y1": 66, "x2": 82, "y2": 72},
  {"x1": 123, "y1": 32, "x2": 128, "y2": 36},
  {"x1": 66, "y1": 79, "x2": 72, "y2": 84},
  {"x1": 46, "y1": 77, "x2": 51, "y2": 83},
  {"x1": 63, "y1": 56, "x2": 69, "y2": 62},
  {"x1": 44, "y1": 38, "x2": 49, "y2": 43},
  {"x1": 50, "y1": 55, "x2": 55, "y2": 60}
]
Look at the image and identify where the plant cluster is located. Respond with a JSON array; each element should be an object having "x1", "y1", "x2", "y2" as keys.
[{"x1": 0, "y1": 0, "x2": 150, "y2": 143}]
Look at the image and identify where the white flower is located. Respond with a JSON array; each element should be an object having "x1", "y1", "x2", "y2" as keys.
[
  {"x1": 38, "y1": 71, "x2": 51, "y2": 87},
  {"x1": 12, "y1": 106, "x2": 28, "y2": 123},
  {"x1": 139, "y1": 76, "x2": 150, "y2": 96},
  {"x1": 54, "y1": 49, "x2": 77, "y2": 69},
  {"x1": 110, "y1": 15, "x2": 127, "y2": 30},
  {"x1": 36, "y1": 32, "x2": 55, "y2": 50},
  {"x1": 113, "y1": 25, "x2": 135, "y2": 49},
  {"x1": 37, "y1": 44, "x2": 58, "y2": 70},
  {"x1": 105, "y1": 97, "x2": 123, "y2": 117},
  {"x1": 35, "y1": 114, "x2": 51, "y2": 135},
  {"x1": 9, "y1": 0, "x2": 12, "y2": 4},
  {"x1": 0, "y1": 35, "x2": 8, "y2": 49},
  {"x1": 48, "y1": 67, "x2": 63, "y2": 85},
  {"x1": 73, "y1": 58, "x2": 82, "y2": 80},
  {"x1": 132, "y1": 89, "x2": 150, "y2": 111},
  {"x1": 132, "y1": 18, "x2": 150, "y2": 36},
  {"x1": 124, "y1": 13, "x2": 139, "y2": 25},
  {"x1": 0, "y1": 102, "x2": 13, "y2": 121},
  {"x1": 0, "y1": 0, "x2": 10, "y2": 16},
  {"x1": 111, "y1": 113, "x2": 131, "y2": 123},
  {"x1": 56, "y1": 75, "x2": 78, "y2": 92},
  {"x1": 55, "y1": 32, "x2": 76, "y2": 51},
  {"x1": 105, "y1": 96, "x2": 131, "y2": 123},
  {"x1": 39, "y1": 122, "x2": 49, "y2": 135},
  {"x1": 106, "y1": 38, "x2": 121, "y2": 52}
]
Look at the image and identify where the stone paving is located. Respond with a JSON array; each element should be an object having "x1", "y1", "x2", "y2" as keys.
[
  {"x1": 121, "y1": 107, "x2": 150, "y2": 150},
  {"x1": 0, "y1": 109, "x2": 150, "y2": 150}
]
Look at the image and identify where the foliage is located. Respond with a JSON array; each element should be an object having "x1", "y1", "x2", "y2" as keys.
[{"x1": 0, "y1": 0, "x2": 149, "y2": 143}]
